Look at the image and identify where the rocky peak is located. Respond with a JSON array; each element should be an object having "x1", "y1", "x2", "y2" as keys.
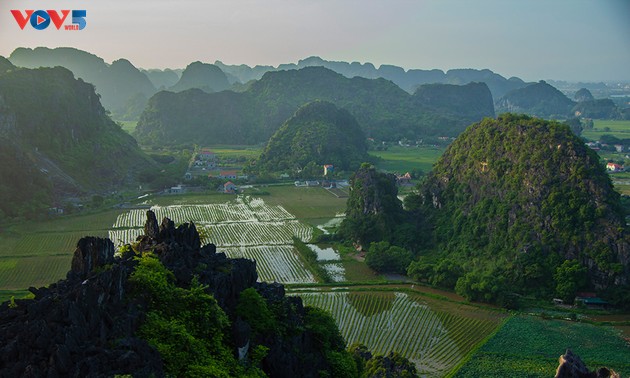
[
  {"x1": 555, "y1": 349, "x2": 619, "y2": 378},
  {"x1": 69, "y1": 237, "x2": 115, "y2": 280}
]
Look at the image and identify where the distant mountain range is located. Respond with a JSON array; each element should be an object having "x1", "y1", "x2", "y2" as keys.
[
  {"x1": 7, "y1": 47, "x2": 524, "y2": 121},
  {"x1": 215, "y1": 56, "x2": 528, "y2": 99},
  {"x1": 134, "y1": 66, "x2": 495, "y2": 146}
]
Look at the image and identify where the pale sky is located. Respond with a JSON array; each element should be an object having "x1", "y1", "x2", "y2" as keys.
[{"x1": 1, "y1": 0, "x2": 628, "y2": 82}]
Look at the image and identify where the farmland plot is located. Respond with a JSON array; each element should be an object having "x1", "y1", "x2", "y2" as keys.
[
  {"x1": 295, "y1": 291, "x2": 500, "y2": 377},
  {"x1": 221, "y1": 246, "x2": 315, "y2": 284},
  {"x1": 110, "y1": 196, "x2": 315, "y2": 284}
]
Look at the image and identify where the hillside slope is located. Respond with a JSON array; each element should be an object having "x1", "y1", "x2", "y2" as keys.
[
  {"x1": 408, "y1": 114, "x2": 630, "y2": 305},
  {"x1": 0, "y1": 62, "x2": 155, "y2": 219},
  {"x1": 254, "y1": 101, "x2": 370, "y2": 174},
  {"x1": 495, "y1": 81, "x2": 576, "y2": 118},
  {"x1": 169, "y1": 61, "x2": 230, "y2": 93}
]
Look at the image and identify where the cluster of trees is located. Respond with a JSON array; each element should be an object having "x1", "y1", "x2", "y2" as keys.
[{"x1": 339, "y1": 115, "x2": 630, "y2": 308}]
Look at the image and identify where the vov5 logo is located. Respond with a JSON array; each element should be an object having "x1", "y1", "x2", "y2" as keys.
[{"x1": 11, "y1": 10, "x2": 87, "y2": 30}]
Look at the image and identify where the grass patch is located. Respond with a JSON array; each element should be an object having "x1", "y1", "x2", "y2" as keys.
[
  {"x1": 116, "y1": 120, "x2": 138, "y2": 134},
  {"x1": 451, "y1": 315, "x2": 630, "y2": 377},
  {"x1": 369, "y1": 145, "x2": 444, "y2": 173},
  {"x1": 204, "y1": 145, "x2": 262, "y2": 159},
  {"x1": 254, "y1": 186, "x2": 347, "y2": 222},
  {"x1": 581, "y1": 120, "x2": 630, "y2": 141}
]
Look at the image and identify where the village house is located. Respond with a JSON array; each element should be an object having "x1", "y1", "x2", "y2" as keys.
[
  {"x1": 606, "y1": 162, "x2": 624, "y2": 172},
  {"x1": 223, "y1": 181, "x2": 237, "y2": 194},
  {"x1": 198, "y1": 149, "x2": 216, "y2": 161},
  {"x1": 396, "y1": 172, "x2": 413, "y2": 186},
  {"x1": 219, "y1": 170, "x2": 238, "y2": 179}
]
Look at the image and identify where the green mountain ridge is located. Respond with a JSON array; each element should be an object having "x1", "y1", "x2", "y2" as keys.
[
  {"x1": 169, "y1": 61, "x2": 230, "y2": 93},
  {"x1": 134, "y1": 66, "x2": 495, "y2": 146},
  {"x1": 0, "y1": 62, "x2": 156, "y2": 220},
  {"x1": 253, "y1": 101, "x2": 370, "y2": 174}
]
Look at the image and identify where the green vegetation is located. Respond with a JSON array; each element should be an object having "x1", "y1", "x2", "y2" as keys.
[
  {"x1": 581, "y1": 120, "x2": 630, "y2": 141},
  {"x1": 293, "y1": 237, "x2": 332, "y2": 283},
  {"x1": 251, "y1": 101, "x2": 370, "y2": 176},
  {"x1": 169, "y1": 61, "x2": 230, "y2": 93},
  {"x1": 295, "y1": 289, "x2": 506, "y2": 378},
  {"x1": 452, "y1": 315, "x2": 630, "y2": 377},
  {"x1": 339, "y1": 164, "x2": 415, "y2": 248},
  {"x1": 130, "y1": 253, "x2": 262, "y2": 377},
  {"x1": 365, "y1": 242, "x2": 412, "y2": 275},
  {"x1": 9, "y1": 47, "x2": 157, "y2": 121},
  {"x1": 370, "y1": 145, "x2": 444, "y2": 174},
  {"x1": 116, "y1": 120, "x2": 137, "y2": 134}
]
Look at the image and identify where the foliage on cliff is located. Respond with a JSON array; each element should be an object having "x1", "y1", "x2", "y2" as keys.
[
  {"x1": 407, "y1": 114, "x2": 629, "y2": 305},
  {"x1": 135, "y1": 66, "x2": 495, "y2": 146},
  {"x1": 252, "y1": 101, "x2": 369, "y2": 174}
]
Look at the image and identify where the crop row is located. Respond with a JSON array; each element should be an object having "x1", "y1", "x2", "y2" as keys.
[
  {"x1": 112, "y1": 196, "x2": 296, "y2": 228},
  {"x1": 108, "y1": 229, "x2": 144, "y2": 247},
  {"x1": 221, "y1": 245, "x2": 315, "y2": 284},
  {"x1": 295, "y1": 291, "x2": 464, "y2": 378},
  {"x1": 197, "y1": 221, "x2": 311, "y2": 247}
]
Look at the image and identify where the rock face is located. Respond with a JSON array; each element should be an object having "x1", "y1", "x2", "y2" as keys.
[
  {"x1": 0, "y1": 211, "x2": 332, "y2": 377},
  {"x1": 555, "y1": 349, "x2": 619, "y2": 378}
]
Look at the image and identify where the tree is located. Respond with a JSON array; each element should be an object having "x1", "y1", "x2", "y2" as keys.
[
  {"x1": 365, "y1": 241, "x2": 412, "y2": 274},
  {"x1": 554, "y1": 259, "x2": 588, "y2": 303}
]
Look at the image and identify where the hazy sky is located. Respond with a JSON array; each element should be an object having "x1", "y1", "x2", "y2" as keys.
[{"x1": 1, "y1": 0, "x2": 628, "y2": 81}]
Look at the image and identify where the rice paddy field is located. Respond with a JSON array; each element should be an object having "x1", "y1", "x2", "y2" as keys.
[
  {"x1": 291, "y1": 289, "x2": 507, "y2": 378},
  {"x1": 0, "y1": 188, "x2": 343, "y2": 299}
]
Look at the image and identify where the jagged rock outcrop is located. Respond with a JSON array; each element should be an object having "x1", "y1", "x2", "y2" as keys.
[
  {"x1": 0, "y1": 211, "x2": 342, "y2": 377},
  {"x1": 555, "y1": 349, "x2": 619, "y2": 378}
]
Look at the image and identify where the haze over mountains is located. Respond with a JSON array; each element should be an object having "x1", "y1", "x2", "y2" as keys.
[
  {"x1": 135, "y1": 66, "x2": 496, "y2": 145},
  {"x1": 7, "y1": 46, "x2": 628, "y2": 131}
]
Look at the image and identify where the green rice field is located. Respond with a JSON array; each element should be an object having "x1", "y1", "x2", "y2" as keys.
[
  {"x1": 581, "y1": 120, "x2": 630, "y2": 142},
  {"x1": 451, "y1": 315, "x2": 630, "y2": 377},
  {"x1": 370, "y1": 145, "x2": 444, "y2": 174}
]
